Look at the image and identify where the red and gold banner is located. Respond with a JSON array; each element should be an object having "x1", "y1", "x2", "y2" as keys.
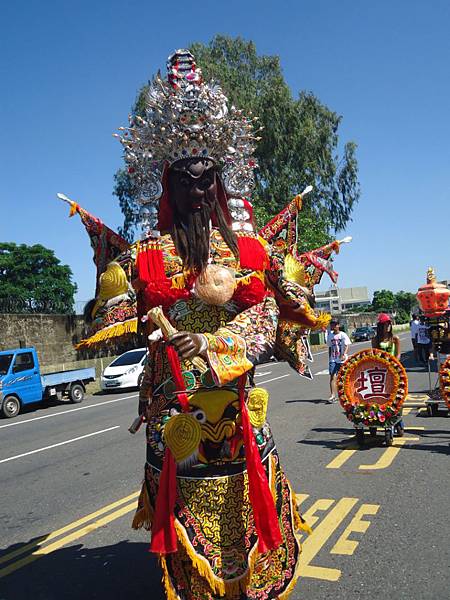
[
  {"x1": 337, "y1": 349, "x2": 408, "y2": 426},
  {"x1": 439, "y1": 356, "x2": 450, "y2": 410}
]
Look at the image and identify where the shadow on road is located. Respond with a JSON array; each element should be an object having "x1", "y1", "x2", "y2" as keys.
[
  {"x1": 402, "y1": 350, "x2": 439, "y2": 373},
  {"x1": 0, "y1": 539, "x2": 164, "y2": 600},
  {"x1": 93, "y1": 388, "x2": 139, "y2": 396},
  {"x1": 285, "y1": 398, "x2": 325, "y2": 404},
  {"x1": 297, "y1": 426, "x2": 450, "y2": 456},
  {"x1": 298, "y1": 435, "x2": 382, "y2": 451},
  {"x1": 5, "y1": 397, "x2": 73, "y2": 418}
]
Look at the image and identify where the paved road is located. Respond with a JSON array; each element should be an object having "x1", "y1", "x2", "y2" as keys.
[{"x1": 0, "y1": 334, "x2": 449, "y2": 599}]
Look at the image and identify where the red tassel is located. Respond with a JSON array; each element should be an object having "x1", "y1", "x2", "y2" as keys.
[
  {"x1": 237, "y1": 235, "x2": 269, "y2": 271},
  {"x1": 165, "y1": 344, "x2": 190, "y2": 413},
  {"x1": 149, "y1": 448, "x2": 178, "y2": 554},
  {"x1": 238, "y1": 376, "x2": 282, "y2": 553},
  {"x1": 149, "y1": 342, "x2": 190, "y2": 554},
  {"x1": 136, "y1": 245, "x2": 167, "y2": 283}
]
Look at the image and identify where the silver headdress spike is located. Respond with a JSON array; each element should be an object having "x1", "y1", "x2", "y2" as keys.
[{"x1": 115, "y1": 49, "x2": 259, "y2": 236}]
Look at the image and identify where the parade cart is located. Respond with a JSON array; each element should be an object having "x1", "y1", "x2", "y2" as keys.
[
  {"x1": 435, "y1": 355, "x2": 450, "y2": 416},
  {"x1": 421, "y1": 317, "x2": 450, "y2": 417},
  {"x1": 416, "y1": 268, "x2": 450, "y2": 417},
  {"x1": 337, "y1": 348, "x2": 408, "y2": 447},
  {"x1": 424, "y1": 349, "x2": 450, "y2": 417}
]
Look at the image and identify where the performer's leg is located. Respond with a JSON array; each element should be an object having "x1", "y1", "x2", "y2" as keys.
[{"x1": 328, "y1": 362, "x2": 338, "y2": 403}]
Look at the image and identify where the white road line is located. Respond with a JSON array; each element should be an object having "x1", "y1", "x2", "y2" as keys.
[
  {"x1": 0, "y1": 395, "x2": 138, "y2": 429},
  {"x1": 255, "y1": 371, "x2": 272, "y2": 377},
  {"x1": 0, "y1": 426, "x2": 120, "y2": 464},
  {"x1": 258, "y1": 374, "x2": 290, "y2": 385},
  {"x1": 314, "y1": 369, "x2": 329, "y2": 375}
]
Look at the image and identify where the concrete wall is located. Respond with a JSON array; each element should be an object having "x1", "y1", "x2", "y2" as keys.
[
  {"x1": 338, "y1": 312, "x2": 411, "y2": 333},
  {"x1": 0, "y1": 313, "x2": 89, "y2": 366},
  {"x1": 0, "y1": 313, "x2": 143, "y2": 372},
  {"x1": 338, "y1": 312, "x2": 378, "y2": 332}
]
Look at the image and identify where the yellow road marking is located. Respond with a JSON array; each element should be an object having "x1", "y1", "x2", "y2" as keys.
[
  {"x1": 0, "y1": 501, "x2": 137, "y2": 578},
  {"x1": 299, "y1": 497, "x2": 358, "y2": 581},
  {"x1": 417, "y1": 407, "x2": 428, "y2": 415},
  {"x1": 326, "y1": 449, "x2": 357, "y2": 469},
  {"x1": 0, "y1": 491, "x2": 139, "y2": 567},
  {"x1": 1, "y1": 490, "x2": 382, "y2": 585},
  {"x1": 403, "y1": 407, "x2": 413, "y2": 415},
  {"x1": 330, "y1": 504, "x2": 379, "y2": 555},
  {"x1": 0, "y1": 493, "x2": 139, "y2": 578},
  {"x1": 295, "y1": 493, "x2": 309, "y2": 506},
  {"x1": 301, "y1": 499, "x2": 335, "y2": 529},
  {"x1": 359, "y1": 437, "x2": 419, "y2": 470},
  {"x1": 375, "y1": 427, "x2": 425, "y2": 431},
  {"x1": 405, "y1": 394, "x2": 429, "y2": 401}
]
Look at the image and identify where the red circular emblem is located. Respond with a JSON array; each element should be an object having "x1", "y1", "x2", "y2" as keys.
[{"x1": 337, "y1": 349, "x2": 408, "y2": 426}]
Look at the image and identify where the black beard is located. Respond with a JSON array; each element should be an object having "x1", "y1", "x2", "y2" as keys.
[{"x1": 171, "y1": 193, "x2": 239, "y2": 273}]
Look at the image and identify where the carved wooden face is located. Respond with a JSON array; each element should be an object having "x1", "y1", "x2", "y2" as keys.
[{"x1": 168, "y1": 157, "x2": 218, "y2": 220}]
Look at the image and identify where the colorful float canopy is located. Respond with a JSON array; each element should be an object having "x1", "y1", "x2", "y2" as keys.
[{"x1": 417, "y1": 267, "x2": 450, "y2": 317}]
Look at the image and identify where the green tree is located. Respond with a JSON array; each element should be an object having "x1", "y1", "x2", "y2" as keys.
[
  {"x1": 115, "y1": 36, "x2": 360, "y2": 247},
  {"x1": 0, "y1": 243, "x2": 77, "y2": 314},
  {"x1": 372, "y1": 289, "x2": 396, "y2": 313},
  {"x1": 394, "y1": 290, "x2": 418, "y2": 324},
  {"x1": 394, "y1": 291, "x2": 417, "y2": 314}
]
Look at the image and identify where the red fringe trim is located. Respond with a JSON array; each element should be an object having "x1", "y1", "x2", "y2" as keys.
[
  {"x1": 233, "y1": 276, "x2": 268, "y2": 309},
  {"x1": 136, "y1": 245, "x2": 167, "y2": 283},
  {"x1": 143, "y1": 281, "x2": 191, "y2": 312}
]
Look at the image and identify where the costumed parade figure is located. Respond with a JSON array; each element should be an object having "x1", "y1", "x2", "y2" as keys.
[{"x1": 62, "y1": 50, "x2": 349, "y2": 599}]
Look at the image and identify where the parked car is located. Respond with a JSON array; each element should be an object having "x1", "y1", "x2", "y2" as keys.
[
  {"x1": 0, "y1": 347, "x2": 95, "y2": 418},
  {"x1": 351, "y1": 326, "x2": 375, "y2": 342},
  {"x1": 100, "y1": 348, "x2": 147, "y2": 392}
]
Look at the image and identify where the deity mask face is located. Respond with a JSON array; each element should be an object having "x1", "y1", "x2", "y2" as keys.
[
  {"x1": 168, "y1": 158, "x2": 218, "y2": 221},
  {"x1": 168, "y1": 156, "x2": 239, "y2": 273}
]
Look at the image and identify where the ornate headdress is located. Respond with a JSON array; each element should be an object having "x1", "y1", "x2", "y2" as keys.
[{"x1": 115, "y1": 49, "x2": 260, "y2": 235}]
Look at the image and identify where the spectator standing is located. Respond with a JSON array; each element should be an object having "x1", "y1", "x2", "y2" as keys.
[
  {"x1": 410, "y1": 313, "x2": 420, "y2": 361},
  {"x1": 372, "y1": 313, "x2": 401, "y2": 358},
  {"x1": 417, "y1": 317, "x2": 431, "y2": 365},
  {"x1": 327, "y1": 320, "x2": 351, "y2": 403},
  {"x1": 372, "y1": 313, "x2": 404, "y2": 432}
]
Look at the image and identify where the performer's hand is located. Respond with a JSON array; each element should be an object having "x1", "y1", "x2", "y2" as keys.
[{"x1": 168, "y1": 332, "x2": 206, "y2": 360}]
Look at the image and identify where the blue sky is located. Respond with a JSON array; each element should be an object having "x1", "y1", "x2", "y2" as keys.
[{"x1": 1, "y1": 0, "x2": 449, "y2": 308}]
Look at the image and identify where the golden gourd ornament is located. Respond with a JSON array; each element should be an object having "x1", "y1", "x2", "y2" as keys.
[{"x1": 194, "y1": 264, "x2": 236, "y2": 306}]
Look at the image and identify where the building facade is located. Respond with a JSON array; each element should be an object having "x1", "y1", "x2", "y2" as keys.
[{"x1": 315, "y1": 286, "x2": 371, "y2": 314}]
